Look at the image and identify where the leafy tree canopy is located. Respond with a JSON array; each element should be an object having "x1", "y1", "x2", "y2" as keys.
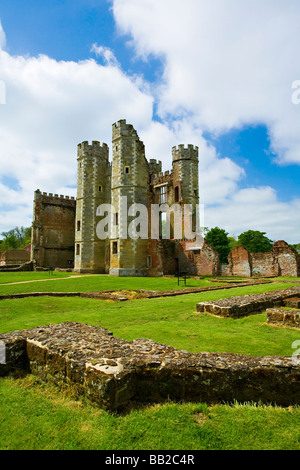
[
  {"x1": 0, "y1": 226, "x2": 31, "y2": 251},
  {"x1": 292, "y1": 243, "x2": 300, "y2": 253},
  {"x1": 237, "y1": 230, "x2": 273, "y2": 253},
  {"x1": 205, "y1": 226, "x2": 230, "y2": 264}
]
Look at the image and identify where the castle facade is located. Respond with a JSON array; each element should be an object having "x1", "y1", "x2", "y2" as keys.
[{"x1": 31, "y1": 120, "x2": 201, "y2": 276}]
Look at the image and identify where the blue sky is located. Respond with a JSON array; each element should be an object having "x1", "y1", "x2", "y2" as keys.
[{"x1": 0, "y1": 0, "x2": 300, "y2": 243}]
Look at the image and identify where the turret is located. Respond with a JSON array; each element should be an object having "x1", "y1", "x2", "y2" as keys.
[
  {"x1": 172, "y1": 144, "x2": 199, "y2": 236},
  {"x1": 110, "y1": 120, "x2": 150, "y2": 276},
  {"x1": 75, "y1": 140, "x2": 111, "y2": 273}
]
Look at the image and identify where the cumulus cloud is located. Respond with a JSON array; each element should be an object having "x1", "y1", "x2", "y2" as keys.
[
  {"x1": 90, "y1": 44, "x2": 119, "y2": 66},
  {"x1": 112, "y1": 0, "x2": 300, "y2": 165},
  {"x1": 205, "y1": 186, "x2": 300, "y2": 243},
  {"x1": 0, "y1": 21, "x2": 6, "y2": 49},
  {"x1": 0, "y1": 3, "x2": 300, "y2": 244},
  {"x1": 0, "y1": 45, "x2": 155, "y2": 232},
  {"x1": 112, "y1": 0, "x2": 300, "y2": 242}
]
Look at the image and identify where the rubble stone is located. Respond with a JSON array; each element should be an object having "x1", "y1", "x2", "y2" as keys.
[{"x1": 1, "y1": 321, "x2": 299, "y2": 411}]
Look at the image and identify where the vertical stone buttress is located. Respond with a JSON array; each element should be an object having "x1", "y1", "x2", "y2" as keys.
[
  {"x1": 31, "y1": 189, "x2": 44, "y2": 266},
  {"x1": 172, "y1": 145, "x2": 199, "y2": 238},
  {"x1": 75, "y1": 141, "x2": 111, "y2": 273},
  {"x1": 109, "y1": 120, "x2": 150, "y2": 276}
]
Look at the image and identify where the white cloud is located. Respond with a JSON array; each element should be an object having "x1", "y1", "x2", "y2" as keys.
[
  {"x1": 205, "y1": 187, "x2": 300, "y2": 244},
  {"x1": 0, "y1": 45, "x2": 155, "y2": 233},
  {"x1": 112, "y1": 0, "x2": 300, "y2": 165},
  {"x1": 0, "y1": 3, "x2": 300, "y2": 245},
  {"x1": 112, "y1": 0, "x2": 300, "y2": 242},
  {"x1": 0, "y1": 21, "x2": 6, "y2": 49},
  {"x1": 91, "y1": 44, "x2": 119, "y2": 66}
]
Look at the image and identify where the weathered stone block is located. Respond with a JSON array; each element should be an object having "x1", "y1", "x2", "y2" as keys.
[
  {"x1": 267, "y1": 307, "x2": 300, "y2": 328},
  {"x1": 1, "y1": 322, "x2": 300, "y2": 410},
  {"x1": 197, "y1": 286, "x2": 300, "y2": 318}
]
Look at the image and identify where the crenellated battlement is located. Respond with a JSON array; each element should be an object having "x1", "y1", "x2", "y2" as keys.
[
  {"x1": 151, "y1": 170, "x2": 173, "y2": 187},
  {"x1": 77, "y1": 141, "x2": 109, "y2": 160},
  {"x1": 149, "y1": 158, "x2": 162, "y2": 176},
  {"x1": 112, "y1": 119, "x2": 140, "y2": 142},
  {"x1": 172, "y1": 144, "x2": 199, "y2": 162},
  {"x1": 34, "y1": 189, "x2": 75, "y2": 201}
]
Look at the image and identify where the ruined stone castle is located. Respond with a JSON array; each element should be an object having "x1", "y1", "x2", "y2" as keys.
[
  {"x1": 31, "y1": 119, "x2": 201, "y2": 276},
  {"x1": 31, "y1": 119, "x2": 300, "y2": 277}
]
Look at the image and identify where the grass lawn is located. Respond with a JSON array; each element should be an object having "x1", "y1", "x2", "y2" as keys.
[
  {"x1": 1, "y1": 283, "x2": 299, "y2": 356},
  {"x1": 0, "y1": 271, "x2": 75, "y2": 284},
  {"x1": 0, "y1": 272, "x2": 225, "y2": 294},
  {"x1": 0, "y1": 274, "x2": 300, "y2": 450},
  {"x1": 0, "y1": 375, "x2": 299, "y2": 450}
]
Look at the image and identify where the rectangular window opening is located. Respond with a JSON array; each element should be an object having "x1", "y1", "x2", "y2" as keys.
[
  {"x1": 112, "y1": 241, "x2": 118, "y2": 255},
  {"x1": 160, "y1": 186, "x2": 167, "y2": 204}
]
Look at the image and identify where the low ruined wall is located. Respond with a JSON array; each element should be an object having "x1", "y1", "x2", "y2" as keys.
[
  {"x1": 1, "y1": 322, "x2": 299, "y2": 410},
  {"x1": 222, "y1": 240, "x2": 300, "y2": 278},
  {"x1": 267, "y1": 308, "x2": 300, "y2": 328},
  {"x1": 228, "y1": 246, "x2": 251, "y2": 277},
  {"x1": 174, "y1": 240, "x2": 220, "y2": 277},
  {"x1": 272, "y1": 241, "x2": 300, "y2": 277},
  {"x1": 197, "y1": 286, "x2": 300, "y2": 318},
  {"x1": 0, "y1": 261, "x2": 34, "y2": 272},
  {"x1": 251, "y1": 252, "x2": 279, "y2": 277}
]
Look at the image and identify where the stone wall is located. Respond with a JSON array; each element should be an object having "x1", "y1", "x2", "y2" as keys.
[
  {"x1": 31, "y1": 190, "x2": 76, "y2": 268},
  {"x1": 272, "y1": 241, "x2": 300, "y2": 277},
  {"x1": 228, "y1": 245, "x2": 252, "y2": 277},
  {"x1": 0, "y1": 249, "x2": 30, "y2": 266},
  {"x1": 0, "y1": 261, "x2": 34, "y2": 272},
  {"x1": 185, "y1": 240, "x2": 220, "y2": 276},
  {"x1": 224, "y1": 241, "x2": 300, "y2": 278},
  {"x1": 1, "y1": 322, "x2": 299, "y2": 411},
  {"x1": 197, "y1": 285, "x2": 300, "y2": 318},
  {"x1": 267, "y1": 308, "x2": 300, "y2": 328}
]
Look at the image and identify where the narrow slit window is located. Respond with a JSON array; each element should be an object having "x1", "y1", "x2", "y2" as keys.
[
  {"x1": 77, "y1": 220, "x2": 81, "y2": 231},
  {"x1": 112, "y1": 241, "x2": 118, "y2": 254},
  {"x1": 160, "y1": 186, "x2": 167, "y2": 204},
  {"x1": 76, "y1": 244, "x2": 80, "y2": 255}
]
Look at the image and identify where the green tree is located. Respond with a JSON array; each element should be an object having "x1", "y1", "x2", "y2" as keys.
[
  {"x1": 237, "y1": 230, "x2": 273, "y2": 253},
  {"x1": 228, "y1": 236, "x2": 238, "y2": 252},
  {"x1": 205, "y1": 227, "x2": 230, "y2": 264},
  {"x1": 0, "y1": 234, "x2": 19, "y2": 251},
  {"x1": 0, "y1": 226, "x2": 31, "y2": 250},
  {"x1": 292, "y1": 243, "x2": 300, "y2": 253}
]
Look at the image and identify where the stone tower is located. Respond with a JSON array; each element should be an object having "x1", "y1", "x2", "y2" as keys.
[
  {"x1": 109, "y1": 120, "x2": 150, "y2": 276},
  {"x1": 172, "y1": 144, "x2": 199, "y2": 238},
  {"x1": 74, "y1": 141, "x2": 111, "y2": 273}
]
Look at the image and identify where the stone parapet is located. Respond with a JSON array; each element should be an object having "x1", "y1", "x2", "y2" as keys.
[{"x1": 1, "y1": 322, "x2": 299, "y2": 410}]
